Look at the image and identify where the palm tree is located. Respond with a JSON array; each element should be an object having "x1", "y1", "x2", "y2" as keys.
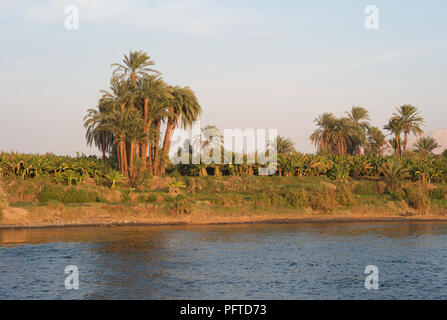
[
  {"x1": 310, "y1": 113, "x2": 337, "y2": 153},
  {"x1": 194, "y1": 125, "x2": 223, "y2": 176},
  {"x1": 111, "y1": 50, "x2": 159, "y2": 85},
  {"x1": 381, "y1": 158, "x2": 409, "y2": 196},
  {"x1": 268, "y1": 136, "x2": 295, "y2": 155},
  {"x1": 137, "y1": 75, "x2": 171, "y2": 168},
  {"x1": 160, "y1": 86, "x2": 202, "y2": 175},
  {"x1": 346, "y1": 106, "x2": 370, "y2": 155},
  {"x1": 384, "y1": 116, "x2": 404, "y2": 157},
  {"x1": 125, "y1": 110, "x2": 148, "y2": 183},
  {"x1": 365, "y1": 126, "x2": 386, "y2": 155},
  {"x1": 413, "y1": 137, "x2": 440, "y2": 156},
  {"x1": 83, "y1": 99, "x2": 114, "y2": 161},
  {"x1": 394, "y1": 105, "x2": 424, "y2": 154},
  {"x1": 310, "y1": 113, "x2": 358, "y2": 155}
]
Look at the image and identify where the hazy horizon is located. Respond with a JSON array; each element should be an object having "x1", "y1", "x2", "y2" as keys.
[{"x1": 1, "y1": 0, "x2": 446, "y2": 156}]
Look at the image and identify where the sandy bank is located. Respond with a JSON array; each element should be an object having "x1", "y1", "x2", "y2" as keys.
[{"x1": 1, "y1": 204, "x2": 447, "y2": 230}]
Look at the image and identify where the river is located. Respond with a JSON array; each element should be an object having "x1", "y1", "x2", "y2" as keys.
[{"x1": 0, "y1": 222, "x2": 446, "y2": 299}]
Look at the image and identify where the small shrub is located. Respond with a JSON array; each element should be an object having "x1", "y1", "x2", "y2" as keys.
[
  {"x1": 354, "y1": 181, "x2": 379, "y2": 195},
  {"x1": 38, "y1": 185, "x2": 102, "y2": 204},
  {"x1": 38, "y1": 184, "x2": 65, "y2": 204},
  {"x1": 147, "y1": 194, "x2": 158, "y2": 203},
  {"x1": 137, "y1": 194, "x2": 147, "y2": 202},
  {"x1": 176, "y1": 194, "x2": 187, "y2": 201},
  {"x1": 121, "y1": 191, "x2": 131, "y2": 203},
  {"x1": 283, "y1": 189, "x2": 309, "y2": 209},
  {"x1": 164, "y1": 195, "x2": 174, "y2": 203},
  {"x1": 406, "y1": 188, "x2": 430, "y2": 213},
  {"x1": 174, "y1": 199, "x2": 192, "y2": 215},
  {"x1": 429, "y1": 188, "x2": 445, "y2": 201},
  {"x1": 336, "y1": 184, "x2": 355, "y2": 206},
  {"x1": 308, "y1": 187, "x2": 338, "y2": 212},
  {"x1": 63, "y1": 188, "x2": 100, "y2": 203}
]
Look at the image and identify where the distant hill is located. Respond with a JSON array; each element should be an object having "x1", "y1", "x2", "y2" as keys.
[{"x1": 408, "y1": 128, "x2": 447, "y2": 154}]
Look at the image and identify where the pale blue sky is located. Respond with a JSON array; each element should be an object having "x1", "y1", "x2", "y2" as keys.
[{"x1": 0, "y1": 0, "x2": 446, "y2": 155}]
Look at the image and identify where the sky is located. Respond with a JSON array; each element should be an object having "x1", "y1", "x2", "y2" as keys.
[{"x1": 0, "y1": 0, "x2": 446, "y2": 155}]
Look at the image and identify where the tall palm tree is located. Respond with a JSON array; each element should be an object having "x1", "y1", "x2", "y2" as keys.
[
  {"x1": 384, "y1": 116, "x2": 404, "y2": 157},
  {"x1": 413, "y1": 137, "x2": 440, "y2": 156},
  {"x1": 394, "y1": 105, "x2": 424, "y2": 154},
  {"x1": 346, "y1": 106, "x2": 370, "y2": 155},
  {"x1": 125, "y1": 110, "x2": 148, "y2": 182},
  {"x1": 137, "y1": 75, "x2": 171, "y2": 167},
  {"x1": 310, "y1": 113, "x2": 337, "y2": 153},
  {"x1": 160, "y1": 86, "x2": 202, "y2": 174},
  {"x1": 101, "y1": 79, "x2": 132, "y2": 112},
  {"x1": 111, "y1": 50, "x2": 160, "y2": 85}
]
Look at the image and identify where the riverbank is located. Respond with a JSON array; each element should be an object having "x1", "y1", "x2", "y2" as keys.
[
  {"x1": 1, "y1": 202, "x2": 447, "y2": 230},
  {"x1": 1, "y1": 175, "x2": 446, "y2": 229}
]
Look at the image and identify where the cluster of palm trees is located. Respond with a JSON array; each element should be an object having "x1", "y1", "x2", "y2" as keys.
[
  {"x1": 84, "y1": 50, "x2": 202, "y2": 182},
  {"x1": 310, "y1": 105, "x2": 433, "y2": 157},
  {"x1": 383, "y1": 105, "x2": 424, "y2": 156},
  {"x1": 310, "y1": 106, "x2": 385, "y2": 156}
]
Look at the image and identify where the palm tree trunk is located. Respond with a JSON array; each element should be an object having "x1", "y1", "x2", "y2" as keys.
[
  {"x1": 160, "y1": 119, "x2": 177, "y2": 175},
  {"x1": 102, "y1": 134, "x2": 107, "y2": 161},
  {"x1": 148, "y1": 142, "x2": 153, "y2": 173},
  {"x1": 129, "y1": 142, "x2": 135, "y2": 179},
  {"x1": 141, "y1": 98, "x2": 150, "y2": 167},
  {"x1": 395, "y1": 134, "x2": 401, "y2": 157},
  {"x1": 153, "y1": 120, "x2": 161, "y2": 176},
  {"x1": 403, "y1": 131, "x2": 408, "y2": 154},
  {"x1": 162, "y1": 116, "x2": 175, "y2": 155},
  {"x1": 121, "y1": 138, "x2": 128, "y2": 176}
]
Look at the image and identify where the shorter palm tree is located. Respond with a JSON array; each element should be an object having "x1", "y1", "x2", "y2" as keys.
[
  {"x1": 413, "y1": 137, "x2": 440, "y2": 156},
  {"x1": 268, "y1": 136, "x2": 295, "y2": 155},
  {"x1": 380, "y1": 159, "x2": 409, "y2": 196}
]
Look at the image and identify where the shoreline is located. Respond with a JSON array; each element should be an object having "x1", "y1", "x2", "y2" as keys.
[{"x1": 2, "y1": 214, "x2": 447, "y2": 230}]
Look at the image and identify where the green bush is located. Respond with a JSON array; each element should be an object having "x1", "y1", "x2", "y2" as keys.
[
  {"x1": 283, "y1": 189, "x2": 309, "y2": 209},
  {"x1": 335, "y1": 184, "x2": 355, "y2": 206},
  {"x1": 354, "y1": 181, "x2": 379, "y2": 195},
  {"x1": 38, "y1": 185, "x2": 102, "y2": 204},
  {"x1": 176, "y1": 194, "x2": 187, "y2": 201},
  {"x1": 308, "y1": 187, "x2": 338, "y2": 212},
  {"x1": 121, "y1": 191, "x2": 131, "y2": 203},
  {"x1": 406, "y1": 188, "x2": 430, "y2": 212},
  {"x1": 429, "y1": 188, "x2": 445, "y2": 200},
  {"x1": 38, "y1": 184, "x2": 65, "y2": 204},
  {"x1": 147, "y1": 194, "x2": 158, "y2": 203},
  {"x1": 164, "y1": 195, "x2": 174, "y2": 203}
]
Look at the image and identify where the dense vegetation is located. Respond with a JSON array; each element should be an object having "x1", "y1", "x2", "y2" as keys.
[{"x1": 1, "y1": 50, "x2": 447, "y2": 220}]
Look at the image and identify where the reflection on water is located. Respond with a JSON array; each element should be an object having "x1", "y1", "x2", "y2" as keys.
[{"x1": 0, "y1": 222, "x2": 446, "y2": 299}]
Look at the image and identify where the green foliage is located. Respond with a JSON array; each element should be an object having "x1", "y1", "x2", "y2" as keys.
[
  {"x1": 335, "y1": 184, "x2": 355, "y2": 206},
  {"x1": 354, "y1": 181, "x2": 379, "y2": 195},
  {"x1": 164, "y1": 195, "x2": 174, "y2": 203},
  {"x1": 121, "y1": 191, "x2": 131, "y2": 203},
  {"x1": 429, "y1": 187, "x2": 445, "y2": 201},
  {"x1": 405, "y1": 187, "x2": 430, "y2": 212},
  {"x1": 147, "y1": 194, "x2": 158, "y2": 203},
  {"x1": 307, "y1": 187, "x2": 338, "y2": 212},
  {"x1": 38, "y1": 185, "x2": 103, "y2": 204},
  {"x1": 0, "y1": 152, "x2": 111, "y2": 184}
]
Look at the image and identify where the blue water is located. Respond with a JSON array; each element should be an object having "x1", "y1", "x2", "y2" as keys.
[{"x1": 0, "y1": 222, "x2": 446, "y2": 299}]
